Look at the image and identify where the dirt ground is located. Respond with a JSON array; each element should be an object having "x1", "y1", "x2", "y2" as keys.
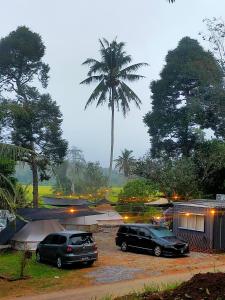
[
  {"x1": 2, "y1": 227, "x2": 225, "y2": 299},
  {"x1": 91, "y1": 227, "x2": 225, "y2": 282}
]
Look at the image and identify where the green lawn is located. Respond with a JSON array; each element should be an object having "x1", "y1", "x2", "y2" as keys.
[
  {"x1": 0, "y1": 250, "x2": 89, "y2": 298},
  {"x1": 0, "y1": 250, "x2": 66, "y2": 279}
]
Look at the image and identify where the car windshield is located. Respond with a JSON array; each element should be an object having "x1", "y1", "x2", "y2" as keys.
[
  {"x1": 150, "y1": 227, "x2": 175, "y2": 238},
  {"x1": 69, "y1": 234, "x2": 93, "y2": 245}
]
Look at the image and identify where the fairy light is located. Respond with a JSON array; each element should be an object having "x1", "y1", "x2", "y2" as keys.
[{"x1": 210, "y1": 209, "x2": 216, "y2": 215}]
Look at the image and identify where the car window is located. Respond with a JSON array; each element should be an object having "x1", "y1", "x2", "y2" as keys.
[
  {"x1": 150, "y1": 227, "x2": 175, "y2": 238},
  {"x1": 51, "y1": 235, "x2": 60, "y2": 244},
  {"x1": 42, "y1": 234, "x2": 53, "y2": 244},
  {"x1": 69, "y1": 234, "x2": 93, "y2": 245},
  {"x1": 129, "y1": 227, "x2": 138, "y2": 235},
  {"x1": 138, "y1": 228, "x2": 151, "y2": 237},
  {"x1": 118, "y1": 226, "x2": 128, "y2": 234},
  {"x1": 58, "y1": 235, "x2": 67, "y2": 244}
]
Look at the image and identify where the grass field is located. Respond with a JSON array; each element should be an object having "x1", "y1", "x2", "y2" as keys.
[
  {"x1": 108, "y1": 186, "x2": 122, "y2": 202},
  {"x1": 24, "y1": 185, "x2": 122, "y2": 203}
]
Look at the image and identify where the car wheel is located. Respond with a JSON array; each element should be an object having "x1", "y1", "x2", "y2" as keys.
[
  {"x1": 121, "y1": 241, "x2": 128, "y2": 252},
  {"x1": 154, "y1": 246, "x2": 162, "y2": 257},
  {"x1": 36, "y1": 251, "x2": 42, "y2": 263},
  {"x1": 85, "y1": 260, "x2": 94, "y2": 267},
  {"x1": 56, "y1": 257, "x2": 63, "y2": 269}
]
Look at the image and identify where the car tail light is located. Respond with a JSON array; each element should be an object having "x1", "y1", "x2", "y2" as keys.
[
  {"x1": 93, "y1": 243, "x2": 98, "y2": 251},
  {"x1": 66, "y1": 245, "x2": 73, "y2": 253}
]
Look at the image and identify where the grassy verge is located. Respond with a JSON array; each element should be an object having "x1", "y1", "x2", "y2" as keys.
[
  {"x1": 0, "y1": 250, "x2": 90, "y2": 298},
  {"x1": 100, "y1": 282, "x2": 181, "y2": 300}
]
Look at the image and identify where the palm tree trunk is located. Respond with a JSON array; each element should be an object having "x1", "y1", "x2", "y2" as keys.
[{"x1": 109, "y1": 89, "x2": 115, "y2": 184}]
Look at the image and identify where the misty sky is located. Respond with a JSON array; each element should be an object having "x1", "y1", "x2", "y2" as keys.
[{"x1": 1, "y1": 0, "x2": 225, "y2": 167}]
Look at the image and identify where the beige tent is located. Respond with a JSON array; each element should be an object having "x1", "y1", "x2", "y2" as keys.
[{"x1": 11, "y1": 220, "x2": 64, "y2": 250}]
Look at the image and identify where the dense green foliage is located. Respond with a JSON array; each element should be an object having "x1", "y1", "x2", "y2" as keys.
[
  {"x1": 81, "y1": 39, "x2": 147, "y2": 180},
  {"x1": 144, "y1": 37, "x2": 224, "y2": 158},
  {"x1": 133, "y1": 139, "x2": 225, "y2": 199},
  {"x1": 0, "y1": 26, "x2": 67, "y2": 207},
  {"x1": 119, "y1": 179, "x2": 159, "y2": 200}
]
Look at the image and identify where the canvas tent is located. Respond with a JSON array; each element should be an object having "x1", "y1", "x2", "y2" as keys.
[
  {"x1": 11, "y1": 220, "x2": 64, "y2": 250},
  {"x1": 0, "y1": 208, "x2": 102, "y2": 250}
]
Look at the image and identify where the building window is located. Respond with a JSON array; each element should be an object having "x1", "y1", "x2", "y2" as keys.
[{"x1": 179, "y1": 214, "x2": 204, "y2": 232}]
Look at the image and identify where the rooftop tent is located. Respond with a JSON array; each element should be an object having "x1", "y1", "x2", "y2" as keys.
[{"x1": 11, "y1": 219, "x2": 64, "y2": 250}]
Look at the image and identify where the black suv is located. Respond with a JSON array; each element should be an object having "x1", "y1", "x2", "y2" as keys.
[
  {"x1": 36, "y1": 231, "x2": 98, "y2": 268},
  {"x1": 116, "y1": 224, "x2": 189, "y2": 257}
]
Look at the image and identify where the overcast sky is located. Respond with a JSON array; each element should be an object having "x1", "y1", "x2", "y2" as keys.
[{"x1": 1, "y1": 0, "x2": 225, "y2": 167}]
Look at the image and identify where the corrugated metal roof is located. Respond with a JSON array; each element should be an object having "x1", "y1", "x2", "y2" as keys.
[{"x1": 174, "y1": 199, "x2": 225, "y2": 209}]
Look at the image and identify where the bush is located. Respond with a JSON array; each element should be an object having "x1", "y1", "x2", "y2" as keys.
[{"x1": 118, "y1": 179, "x2": 159, "y2": 202}]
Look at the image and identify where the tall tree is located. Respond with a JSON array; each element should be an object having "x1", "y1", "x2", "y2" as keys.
[
  {"x1": 115, "y1": 149, "x2": 135, "y2": 177},
  {"x1": 8, "y1": 90, "x2": 67, "y2": 207},
  {"x1": 81, "y1": 39, "x2": 147, "y2": 181},
  {"x1": 144, "y1": 37, "x2": 224, "y2": 158},
  {"x1": 0, "y1": 26, "x2": 67, "y2": 207}
]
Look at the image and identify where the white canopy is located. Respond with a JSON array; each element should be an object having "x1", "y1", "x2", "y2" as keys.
[{"x1": 11, "y1": 219, "x2": 64, "y2": 250}]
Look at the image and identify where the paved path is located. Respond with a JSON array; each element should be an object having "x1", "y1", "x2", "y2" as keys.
[{"x1": 10, "y1": 265, "x2": 225, "y2": 300}]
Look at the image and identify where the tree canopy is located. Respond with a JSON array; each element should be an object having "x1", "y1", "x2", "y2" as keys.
[
  {"x1": 144, "y1": 37, "x2": 224, "y2": 158},
  {"x1": 0, "y1": 26, "x2": 67, "y2": 207}
]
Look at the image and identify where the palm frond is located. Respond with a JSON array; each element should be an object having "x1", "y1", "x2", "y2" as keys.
[
  {"x1": 117, "y1": 86, "x2": 130, "y2": 116},
  {"x1": 82, "y1": 58, "x2": 101, "y2": 66},
  {"x1": 96, "y1": 85, "x2": 109, "y2": 107},
  {"x1": 120, "y1": 63, "x2": 149, "y2": 75},
  {"x1": 0, "y1": 143, "x2": 33, "y2": 161},
  {"x1": 84, "y1": 80, "x2": 106, "y2": 109},
  {"x1": 119, "y1": 74, "x2": 145, "y2": 82},
  {"x1": 87, "y1": 62, "x2": 107, "y2": 76},
  {"x1": 80, "y1": 75, "x2": 104, "y2": 85},
  {"x1": 120, "y1": 81, "x2": 142, "y2": 108}
]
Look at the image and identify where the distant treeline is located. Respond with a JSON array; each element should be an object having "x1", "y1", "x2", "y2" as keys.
[{"x1": 15, "y1": 164, "x2": 126, "y2": 187}]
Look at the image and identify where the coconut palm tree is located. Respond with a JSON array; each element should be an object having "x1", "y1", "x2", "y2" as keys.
[
  {"x1": 115, "y1": 149, "x2": 136, "y2": 178},
  {"x1": 81, "y1": 39, "x2": 147, "y2": 181}
]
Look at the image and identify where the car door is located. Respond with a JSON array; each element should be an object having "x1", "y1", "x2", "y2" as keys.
[
  {"x1": 46, "y1": 234, "x2": 61, "y2": 262},
  {"x1": 39, "y1": 234, "x2": 54, "y2": 260},
  {"x1": 138, "y1": 228, "x2": 154, "y2": 250},
  {"x1": 127, "y1": 226, "x2": 140, "y2": 248}
]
